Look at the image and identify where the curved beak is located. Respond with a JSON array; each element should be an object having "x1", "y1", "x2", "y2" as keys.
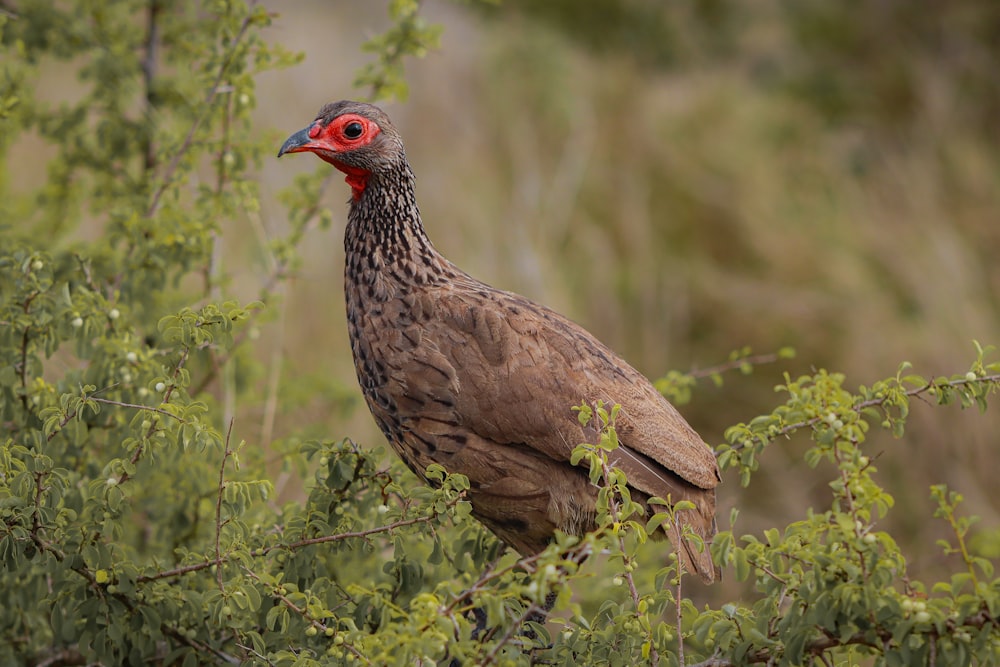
[{"x1": 277, "y1": 127, "x2": 314, "y2": 158}]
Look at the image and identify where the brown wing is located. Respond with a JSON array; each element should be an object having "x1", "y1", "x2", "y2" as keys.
[
  {"x1": 433, "y1": 286, "x2": 720, "y2": 488},
  {"x1": 359, "y1": 280, "x2": 721, "y2": 581}
]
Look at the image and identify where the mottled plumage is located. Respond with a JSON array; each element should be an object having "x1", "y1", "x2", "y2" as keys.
[{"x1": 279, "y1": 101, "x2": 721, "y2": 582}]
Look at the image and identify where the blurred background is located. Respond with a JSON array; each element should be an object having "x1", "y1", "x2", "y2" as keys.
[{"x1": 243, "y1": 1, "x2": 1000, "y2": 592}]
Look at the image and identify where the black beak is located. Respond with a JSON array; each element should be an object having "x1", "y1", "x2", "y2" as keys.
[{"x1": 277, "y1": 127, "x2": 313, "y2": 158}]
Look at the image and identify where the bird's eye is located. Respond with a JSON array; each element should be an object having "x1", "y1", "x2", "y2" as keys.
[{"x1": 343, "y1": 121, "x2": 364, "y2": 139}]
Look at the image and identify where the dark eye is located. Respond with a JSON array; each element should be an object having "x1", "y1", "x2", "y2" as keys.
[{"x1": 344, "y1": 121, "x2": 364, "y2": 139}]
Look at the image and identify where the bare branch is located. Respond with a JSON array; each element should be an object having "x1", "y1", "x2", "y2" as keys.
[
  {"x1": 689, "y1": 350, "x2": 787, "y2": 380},
  {"x1": 86, "y1": 396, "x2": 186, "y2": 422},
  {"x1": 136, "y1": 498, "x2": 463, "y2": 584},
  {"x1": 214, "y1": 419, "x2": 236, "y2": 592}
]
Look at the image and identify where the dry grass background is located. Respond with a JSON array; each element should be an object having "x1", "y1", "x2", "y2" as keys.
[{"x1": 206, "y1": 1, "x2": 997, "y2": 596}]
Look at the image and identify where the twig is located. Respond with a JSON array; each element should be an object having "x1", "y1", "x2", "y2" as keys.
[
  {"x1": 30, "y1": 471, "x2": 50, "y2": 556},
  {"x1": 478, "y1": 602, "x2": 542, "y2": 667},
  {"x1": 674, "y1": 522, "x2": 684, "y2": 666},
  {"x1": 242, "y1": 567, "x2": 371, "y2": 665},
  {"x1": 86, "y1": 396, "x2": 186, "y2": 422},
  {"x1": 728, "y1": 372, "x2": 1000, "y2": 454},
  {"x1": 188, "y1": 174, "x2": 336, "y2": 398},
  {"x1": 141, "y1": 0, "x2": 160, "y2": 174},
  {"x1": 145, "y1": 13, "x2": 254, "y2": 218},
  {"x1": 41, "y1": 551, "x2": 244, "y2": 665},
  {"x1": 44, "y1": 380, "x2": 187, "y2": 444},
  {"x1": 203, "y1": 73, "x2": 235, "y2": 298},
  {"x1": 214, "y1": 419, "x2": 236, "y2": 592},
  {"x1": 17, "y1": 291, "x2": 39, "y2": 413},
  {"x1": 860, "y1": 373, "x2": 1000, "y2": 412},
  {"x1": 689, "y1": 351, "x2": 785, "y2": 380},
  {"x1": 136, "y1": 502, "x2": 462, "y2": 583},
  {"x1": 234, "y1": 642, "x2": 276, "y2": 666},
  {"x1": 432, "y1": 542, "x2": 590, "y2": 632},
  {"x1": 35, "y1": 647, "x2": 85, "y2": 667},
  {"x1": 688, "y1": 628, "x2": 891, "y2": 666},
  {"x1": 118, "y1": 346, "x2": 190, "y2": 485},
  {"x1": 597, "y1": 447, "x2": 659, "y2": 667}
]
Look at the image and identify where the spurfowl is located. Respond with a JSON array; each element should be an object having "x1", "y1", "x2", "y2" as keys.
[{"x1": 278, "y1": 101, "x2": 721, "y2": 582}]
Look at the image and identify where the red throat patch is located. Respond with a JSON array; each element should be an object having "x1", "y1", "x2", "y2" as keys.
[{"x1": 334, "y1": 163, "x2": 370, "y2": 201}]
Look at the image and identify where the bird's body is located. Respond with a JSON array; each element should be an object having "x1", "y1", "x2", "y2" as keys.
[{"x1": 279, "y1": 101, "x2": 721, "y2": 582}]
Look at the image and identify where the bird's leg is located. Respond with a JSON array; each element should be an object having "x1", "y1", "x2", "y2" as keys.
[
  {"x1": 522, "y1": 591, "x2": 557, "y2": 634},
  {"x1": 520, "y1": 539, "x2": 593, "y2": 638},
  {"x1": 469, "y1": 605, "x2": 489, "y2": 640}
]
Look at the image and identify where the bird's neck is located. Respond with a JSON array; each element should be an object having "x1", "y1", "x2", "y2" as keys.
[{"x1": 344, "y1": 162, "x2": 451, "y2": 287}]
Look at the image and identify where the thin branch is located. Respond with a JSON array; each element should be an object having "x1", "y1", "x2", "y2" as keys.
[
  {"x1": 203, "y1": 73, "x2": 235, "y2": 299},
  {"x1": 432, "y1": 540, "x2": 591, "y2": 633},
  {"x1": 35, "y1": 647, "x2": 86, "y2": 667},
  {"x1": 29, "y1": 471, "x2": 50, "y2": 557},
  {"x1": 688, "y1": 630, "x2": 884, "y2": 667},
  {"x1": 214, "y1": 419, "x2": 236, "y2": 592},
  {"x1": 17, "y1": 291, "x2": 39, "y2": 413},
  {"x1": 242, "y1": 567, "x2": 371, "y2": 665},
  {"x1": 858, "y1": 373, "x2": 1000, "y2": 412},
  {"x1": 145, "y1": 12, "x2": 254, "y2": 218},
  {"x1": 189, "y1": 173, "x2": 336, "y2": 398},
  {"x1": 674, "y1": 521, "x2": 684, "y2": 666},
  {"x1": 118, "y1": 346, "x2": 190, "y2": 485},
  {"x1": 141, "y1": 0, "x2": 161, "y2": 175},
  {"x1": 478, "y1": 602, "x2": 543, "y2": 667},
  {"x1": 136, "y1": 501, "x2": 462, "y2": 583},
  {"x1": 596, "y1": 434, "x2": 660, "y2": 667},
  {"x1": 727, "y1": 372, "x2": 1000, "y2": 454},
  {"x1": 689, "y1": 351, "x2": 786, "y2": 380},
  {"x1": 44, "y1": 379, "x2": 188, "y2": 444},
  {"x1": 32, "y1": 547, "x2": 244, "y2": 665},
  {"x1": 233, "y1": 642, "x2": 276, "y2": 667},
  {"x1": 86, "y1": 396, "x2": 186, "y2": 422}
]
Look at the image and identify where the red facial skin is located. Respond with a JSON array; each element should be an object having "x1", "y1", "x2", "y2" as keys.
[{"x1": 285, "y1": 114, "x2": 381, "y2": 201}]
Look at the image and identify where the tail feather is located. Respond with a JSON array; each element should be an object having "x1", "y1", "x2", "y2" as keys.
[
  {"x1": 611, "y1": 445, "x2": 721, "y2": 583},
  {"x1": 671, "y1": 508, "x2": 720, "y2": 584}
]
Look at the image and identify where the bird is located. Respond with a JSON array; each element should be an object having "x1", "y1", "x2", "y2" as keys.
[{"x1": 278, "y1": 100, "x2": 721, "y2": 583}]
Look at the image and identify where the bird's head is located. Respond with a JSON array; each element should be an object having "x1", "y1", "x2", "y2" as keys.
[{"x1": 278, "y1": 100, "x2": 405, "y2": 200}]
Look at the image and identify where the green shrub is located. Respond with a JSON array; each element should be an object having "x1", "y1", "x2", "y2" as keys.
[{"x1": 1, "y1": 2, "x2": 998, "y2": 665}]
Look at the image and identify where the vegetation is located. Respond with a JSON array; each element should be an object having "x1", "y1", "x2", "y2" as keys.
[{"x1": 1, "y1": 1, "x2": 998, "y2": 665}]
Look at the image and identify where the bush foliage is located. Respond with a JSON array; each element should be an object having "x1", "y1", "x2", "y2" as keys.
[{"x1": 1, "y1": 2, "x2": 999, "y2": 666}]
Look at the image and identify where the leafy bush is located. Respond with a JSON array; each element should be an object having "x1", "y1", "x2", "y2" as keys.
[{"x1": 1, "y1": 2, "x2": 998, "y2": 665}]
